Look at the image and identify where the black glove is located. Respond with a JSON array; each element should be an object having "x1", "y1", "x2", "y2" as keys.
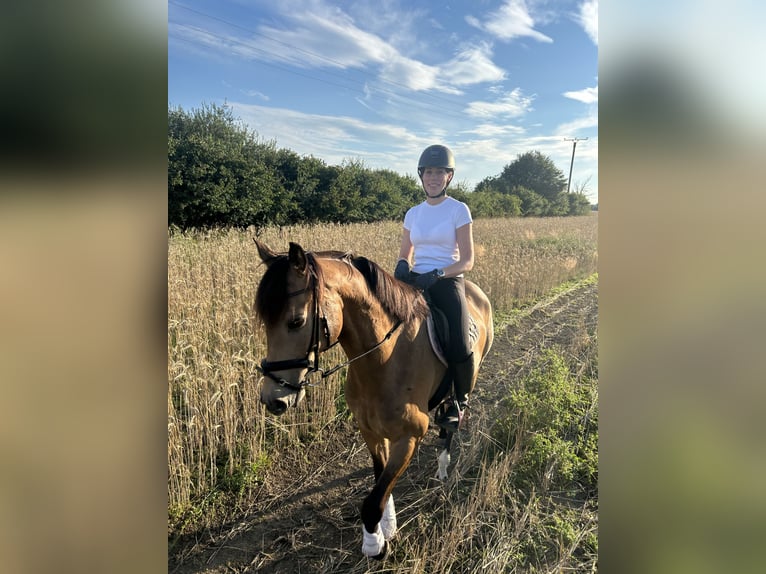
[
  {"x1": 413, "y1": 269, "x2": 440, "y2": 291},
  {"x1": 394, "y1": 259, "x2": 411, "y2": 282}
]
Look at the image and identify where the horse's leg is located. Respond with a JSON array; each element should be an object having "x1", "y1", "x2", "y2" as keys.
[
  {"x1": 359, "y1": 427, "x2": 388, "y2": 483},
  {"x1": 360, "y1": 435, "x2": 419, "y2": 558},
  {"x1": 435, "y1": 429, "x2": 454, "y2": 480},
  {"x1": 357, "y1": 427, "x2": 392, "y2": 558}
]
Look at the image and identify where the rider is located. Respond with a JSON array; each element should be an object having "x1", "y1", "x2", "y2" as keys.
[{"x1": 394, "y1": 144, "x2": 475, "y2": 431}]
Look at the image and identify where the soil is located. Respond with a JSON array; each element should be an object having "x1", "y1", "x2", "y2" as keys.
[{"x1": 169, "y1": 280, "x2": 598, "y2": 573}]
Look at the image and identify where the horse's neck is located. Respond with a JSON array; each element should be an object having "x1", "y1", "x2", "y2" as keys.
[
  {"x1": 334, "y1": 281, "x2": 407, "y2": 358},
  {"x1": 338, "y1": 295, "x2": 392, "y2": 350}
]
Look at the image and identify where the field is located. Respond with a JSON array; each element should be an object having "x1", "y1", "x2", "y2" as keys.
[{"x1": 168, "y1": 215, "x2": 598, "y2": 573}]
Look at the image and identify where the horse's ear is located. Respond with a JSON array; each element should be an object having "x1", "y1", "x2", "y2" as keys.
[
  {"x1": 288, "y1": 242, "x2": 308, "y2": 276},
  {"x1": 254, "y1": 239, "x2": 279, "y2": 266}
]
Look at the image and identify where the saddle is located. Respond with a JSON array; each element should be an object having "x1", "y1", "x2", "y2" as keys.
[{"x1": 425, "y1": 302, "x2": 479, "y2": 412}]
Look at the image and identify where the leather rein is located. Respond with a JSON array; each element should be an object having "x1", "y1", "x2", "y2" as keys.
[{"x1": 258, "y1": 266, "x2": 402, "y2": 391}]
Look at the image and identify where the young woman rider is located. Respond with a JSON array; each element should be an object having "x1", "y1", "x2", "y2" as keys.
[{"x1": 394, "y1": 144, "x2": 475, "y2": 431}]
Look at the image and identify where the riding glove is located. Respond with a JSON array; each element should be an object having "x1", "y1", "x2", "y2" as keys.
[
  {"x1": 413, "y1": 269, "x2": 441, "y2": 291},
  {"x1": 394, "y1": 259, "x2": 411, "y2": 282}
]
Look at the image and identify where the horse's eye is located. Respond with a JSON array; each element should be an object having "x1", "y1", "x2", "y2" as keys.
[{"x1": 287, "y1": 317, "x2": 306, "y2": 331}]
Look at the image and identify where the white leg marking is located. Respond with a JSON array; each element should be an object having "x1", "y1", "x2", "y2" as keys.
[
  {"x1": 435, "y1": 448, "x2": 450, "y2": 480},
  {"x1": 380, "y1": 495, "x2": 397, "y2": 540},
  {"x1": 361, "y1": 523, "x2": 385, "y2": 557}
]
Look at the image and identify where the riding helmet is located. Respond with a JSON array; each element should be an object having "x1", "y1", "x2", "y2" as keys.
[{"x1": 417, "y1": 145, "x2": 455, "y2": 174}]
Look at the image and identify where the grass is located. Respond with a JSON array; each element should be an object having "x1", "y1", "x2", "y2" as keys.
[
  {"x1": 167, "y1": 214, "x2": 598, "y2": 568},
  {"x1": 372, "y1": 333, "x2": 599, "y2": 573}
]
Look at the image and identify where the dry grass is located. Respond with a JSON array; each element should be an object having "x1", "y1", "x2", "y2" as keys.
[{"x1": 167, "y1": 215, "x2": 598, "y2": 556}]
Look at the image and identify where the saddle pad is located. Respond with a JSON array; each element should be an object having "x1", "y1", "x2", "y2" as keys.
[
  {"x1": 426, "y1": 314, "x2": 449, "y2": 367},
  {"x1": 426, "y1": 313, "x2": 479, "y2": 368}
]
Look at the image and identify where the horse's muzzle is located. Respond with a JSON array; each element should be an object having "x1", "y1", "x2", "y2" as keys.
[
  {"x1": 260, "y1": 382, "x2": 305, "y2": 415},
  {"x1": 263, "y1": 397, "x2": 289, "y2": 415}
]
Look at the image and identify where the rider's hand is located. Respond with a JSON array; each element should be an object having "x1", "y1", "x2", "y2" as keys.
[
  {"x1": 394, "y1": 259, "x2": 411, "y2": 282},
  {"x1": 413, "y1": 269, "x2": 440, "y2": 291}
]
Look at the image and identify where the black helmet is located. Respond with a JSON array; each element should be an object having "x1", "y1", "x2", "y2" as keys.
[{"x1": 417, "y1": 145, "x2": 455, "y2": 174}]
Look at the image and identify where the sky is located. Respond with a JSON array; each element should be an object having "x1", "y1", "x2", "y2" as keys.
[{"x1": 168, "y1": 0, "x2": 598, "y2": 203}]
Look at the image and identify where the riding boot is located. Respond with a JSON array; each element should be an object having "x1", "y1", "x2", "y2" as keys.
[{"x1": 436, "y1": 353, "x2": 474, "y2": 432}]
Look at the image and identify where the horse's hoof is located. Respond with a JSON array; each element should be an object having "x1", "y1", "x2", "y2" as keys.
[
  {"x1": 362, "y1": 524, "x2": 386, "y2": 557},
  {"x1": 371, "y1": 540, "x2": 388, "y2": 560},
  {"x1": 435, "y1": 448, "x2": 451, "y2": 480}
]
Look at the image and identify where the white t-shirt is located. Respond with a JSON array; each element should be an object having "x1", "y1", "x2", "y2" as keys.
[{"x1": 403, "y1": 197, "x2": 473, "y2": 274}]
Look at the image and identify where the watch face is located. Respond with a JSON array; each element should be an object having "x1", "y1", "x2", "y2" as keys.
[{"x1": 437, "y1": 269, "x2": 445, "y2": 277}]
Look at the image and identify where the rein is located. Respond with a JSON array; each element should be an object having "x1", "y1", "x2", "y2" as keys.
[{"x1": 258, "y1": 265, "x2": 403, "y2": 391}]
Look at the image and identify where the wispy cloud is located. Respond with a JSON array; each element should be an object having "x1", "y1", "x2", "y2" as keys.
[
  {"x1": 556, "y1": 108, "x2": 598, "y2": 136},
  {"x1": 578, "y1": 0, "x2": 598, "y2": 45},
  {"x1": 465, "y1": 88, "x2": 535, "y2": 119},
  {"x1": 227, "y1": 101, "x2": 421, "y2": 164},
  {"x1": 173, "y1": 4, "x2": 505, "y2": 96},
  {"x1": 466, "y1": 0, "x2": 553, "y2": 43},
  {"x1": 563, "y1": 85, "x2": 598, "y2": 104},
  {"x1": 257, "y1": 10, "x2": 397, "y2": 70},
  {"x1": 445, "y1": 43, "x2": 507, "y2": 86},
  {"x1": 461, "y1": 124, "x2": 526, "y2": 137},
  {"x1": 243, "y1": 89, "x2": 270, "y2": 101}
]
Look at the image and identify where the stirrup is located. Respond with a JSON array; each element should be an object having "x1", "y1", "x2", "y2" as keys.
[{"x1": 435, "y1": 399, "x2": 465, "y2": 431}]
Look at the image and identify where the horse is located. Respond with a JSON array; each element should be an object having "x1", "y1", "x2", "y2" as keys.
[{"x1": 253, "y1": 240, "x2": 494, "y2": 559}]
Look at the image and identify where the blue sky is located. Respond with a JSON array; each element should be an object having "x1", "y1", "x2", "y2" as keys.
[{"x1": 169, "y1": 0, "x2": 598, "y2": 202}]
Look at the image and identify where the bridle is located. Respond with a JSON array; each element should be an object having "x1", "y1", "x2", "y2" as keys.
[{"x1": 258, "y1": 263, "x2": 402, "y2": 391}]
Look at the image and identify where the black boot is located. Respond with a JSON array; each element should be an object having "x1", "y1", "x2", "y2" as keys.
[{"x1": 437, "y1": 353, "x2": 474, "y2": 432}]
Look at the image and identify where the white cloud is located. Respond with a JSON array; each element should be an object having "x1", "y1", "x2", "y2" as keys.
[
  {"x1": 465, "y1": 88, "x2": 535, "y2": 119},
  {"x1": 578, "y1": 0, "x2": 598, "y2": 45},
  {"x1": 255, "y1": 12, "x2": 397, "y2": 69},
  {"x1": 557, "y1": 110, "x2": 598, "y2": 135},
  {"x1": 242, "y1": 89, "x2": 269, "y2": 101},
  {"x1": 379, "y1": 57, "x2": 443, "y2": 92},
  {"x1": 466, "y1": 0, "x2": 553, "y2": 43},
  {"x1": 563, "y1": 86, "x2": 598, "y2": 104},
  {"x1": 461, "y1": 124, "x2": 526, "y2": 137},
  {"x1": 169, "y1": 23, "x2": 230, "y2": 54},
  {"x1": 444, "y1": 44, "x2": 507, "y2": 86},
  {"x1": 227, "y1": 101, "x2": 421, "y2": 165}
]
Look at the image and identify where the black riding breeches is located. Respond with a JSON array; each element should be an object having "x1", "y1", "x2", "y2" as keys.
[{"x1": 427, "y1": 276, "x2": 471, "y2": 363}]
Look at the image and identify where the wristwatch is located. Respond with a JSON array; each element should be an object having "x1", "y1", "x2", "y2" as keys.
[{"x1": 435, "y1": 268, "x2": 445, "y2": 278}]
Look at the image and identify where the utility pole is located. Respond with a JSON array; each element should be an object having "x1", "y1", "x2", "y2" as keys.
[{"x1": 564, "y1": 137, "x2": 588, "y2": 193}]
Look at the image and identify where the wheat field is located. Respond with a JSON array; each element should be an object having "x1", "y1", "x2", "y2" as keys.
[{"x1": 167, "y1": 215, "x2": 598, "y2": 528}]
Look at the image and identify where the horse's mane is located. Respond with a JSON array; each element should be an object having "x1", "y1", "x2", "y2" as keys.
[
  {"x1": 349, "y1": 256, "x2": 429, "y2": 323},
  {"x1": 254, "y1": 249, "x2": 428, "y2": 327}
]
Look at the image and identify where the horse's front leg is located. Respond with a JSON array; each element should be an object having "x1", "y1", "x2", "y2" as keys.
[
  {"x1": 360, "y1": 435, "x2": 419, "y2": 559},
  {"x1": 435, "y1": 428, "x2": 454, "y2": 480}
]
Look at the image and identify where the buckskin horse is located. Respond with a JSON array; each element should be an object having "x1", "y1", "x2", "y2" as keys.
[{"x1": 254, "y1": 240, "x2": 493, "y2": 558}]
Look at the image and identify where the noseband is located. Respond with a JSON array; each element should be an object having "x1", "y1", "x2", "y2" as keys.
[{"x1": 258, "y1": 264, "x2": 402, "y2": 392}]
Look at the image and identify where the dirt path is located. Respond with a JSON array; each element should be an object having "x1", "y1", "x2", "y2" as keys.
[{"x1": 169, "y1": 280, "x2": 598, "y2": 573}]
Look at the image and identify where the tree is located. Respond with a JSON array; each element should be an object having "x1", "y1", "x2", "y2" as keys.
[
  {"x1": 499, "y1": 151, "x2": 567, "y2": 202},
  {"x1": 567, "y1": 192, "x2": 592, "y2": 216},
  {"x1": 363, "y1": 169, "x2": 421, "y2": 221},
  {"x1": 513, "y1": 186, "x2": 549, "y2": 216},
  {"x1": 168, "y1": 103, "x2": 284, "y2": 228},
  {"x1": 464, "y1": 190, "x2": 521, "y2": 218}
]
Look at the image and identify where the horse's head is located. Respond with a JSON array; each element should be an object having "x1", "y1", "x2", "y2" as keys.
[{"x1": 254, "y1": 240, "x2": 326, "y2": 415}]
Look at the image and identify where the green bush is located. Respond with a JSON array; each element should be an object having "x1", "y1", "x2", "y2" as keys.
[{"x1": 494, "y1": 349, "x2": 598, "y2": 497}]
